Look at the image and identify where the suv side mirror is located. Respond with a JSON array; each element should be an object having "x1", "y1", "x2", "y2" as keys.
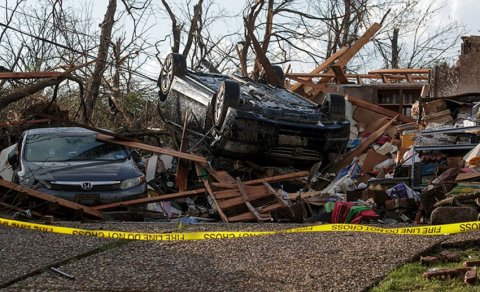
[{"x1": 7, "y1": 150, "x2": 18, "y2": 168}]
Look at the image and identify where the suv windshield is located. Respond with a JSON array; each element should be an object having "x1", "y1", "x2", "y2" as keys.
[{"x1": 24, "y1": 134, "x2": 128, "y2": 162}]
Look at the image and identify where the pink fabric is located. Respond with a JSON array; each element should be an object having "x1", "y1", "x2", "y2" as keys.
[{"x1": 350, "y1": 210, "x2": 379, "y2": 224}]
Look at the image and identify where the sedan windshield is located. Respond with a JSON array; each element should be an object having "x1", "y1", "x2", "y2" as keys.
[{"x1": 24, "y1": 133, "x2": 129, "y2": 162}]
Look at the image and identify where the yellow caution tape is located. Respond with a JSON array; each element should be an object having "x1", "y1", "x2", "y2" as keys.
[{"x1": 1, "y1": 217, "x2": 480, "y2": 241}]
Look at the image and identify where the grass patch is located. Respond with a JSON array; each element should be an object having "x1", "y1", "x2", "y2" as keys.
[{"x1": 370, "y1": 247, "x2": 480, "y2": 292}]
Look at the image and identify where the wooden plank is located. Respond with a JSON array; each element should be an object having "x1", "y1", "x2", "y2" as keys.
[
  {"x1": 217, "y1": 189, "x2": 271, "y2": 209},
  {"x1": 334, "y1": 117, "x2": 397, "y2": 172},
  {"x1": 405, "y1": 73, "x2": 413, "y2": 83},
  {"x1": 236, "y1": 177, "x2": 264, "y2": 221},
  {"x1": 301, "y1": 23, "x2": 381, "y2": 100},
  {"x1": 353, "y1": 107, "x2": 389, "y2": 128},
  {"x1": 360, "y1": 116, "x2": 390, "y2": 138},
  {"x1": 455, "y1": 172, "x2": 480, "y2": 181},
  {"x1": 287, "y1": 191, "x2": 322, "y2": 200},
  {"x1": 286, "y1": 76, "x2": 335, "y2": 94},
  {"x1": 331, "y1": 65, "x2": 349, "y2": 84},
  {"x1": 94, "y1": 171, "x2": 307, "y2": 210},
  {"x1": 256, "y1": 202, "x2": 284, "y2": 213},
  {"x1": 286, "y1": 72, "x2": 428, "y2": 80},
  {"x1": 381, "y1": 74, "x2": 389, "y2": 83},
  {"x1": 290, "y1": 46, "x2": 349, "y2": 92},
  {"x1": 193, "y1": 163, "x2": 228, "y2": 222},
  {"x1": 347, "y1": 95, "x2": 415, "y2": 124},
  {"x1": 209, "y1": 170, "x2": 236, "y2": 184},
  {"x1": 214, "y1": 186, "x2": 267, "y2": 199},
  {"x1": 212, "y1": 171, "x2": 308, "y2": 189},
  {"x1": 0, "y1": 71, "x2": 64, "y2": 79},
  {"x1": 228, "y1": 212, "x2": 256, "y2": 222},
  {"x1": 361, "y1": 149, "x2": 388, "y2": 173},
  {"x1": 175, "y1": 113, "x2": 190, "y2": 192},
  {"x1": 93, "y1": 188, "x2": 206, "y2": 210},
  {"x1": 369, "y1": 68, "x2": 431, "y2": 74},
  {"x1": 204, "y1": 180, "x2": 229, "y2": 223},
  {"x1": 263, "y1": 182, "x2": 289, "y2": 207},
  {"x1": 96, "y1": 133, "x2": 207, "y2": 164},
  {"x1": 317, "y1": 23, "x2": 381, "y2": 86},
  {"x1": 0, "y1": 179, "x2": 103, "y2": 219}
]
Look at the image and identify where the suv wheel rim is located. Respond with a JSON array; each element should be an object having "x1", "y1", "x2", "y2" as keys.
[
  {"x1": 161, "y1": 56, "x2": 173, "y2": 94},
  {"x1": 214, "y1": 84, "x2": 225, "y2": 123}
]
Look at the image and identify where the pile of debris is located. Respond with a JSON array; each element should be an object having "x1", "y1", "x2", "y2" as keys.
[{"x1": 421, "y1": 250, "x2": 478, "y2": 285}]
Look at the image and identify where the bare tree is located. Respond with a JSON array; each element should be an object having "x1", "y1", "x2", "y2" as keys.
[
  {"x1": 82, "y1": 0, "x2": 117, "y2": 124},
  {"x1": 157, "y1": 0, "x2": 236, "y2": 72}
]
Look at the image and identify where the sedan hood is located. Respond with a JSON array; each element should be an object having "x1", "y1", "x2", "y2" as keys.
[{"x1": 24, "y1": 160, "x2": 142, "y2": 182}]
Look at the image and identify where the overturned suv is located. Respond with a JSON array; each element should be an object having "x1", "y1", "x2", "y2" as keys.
[
  {"x1": 157, "y1": 53, "x2": 350, "y2": 164},
  {"x1": 5, "y1": 127, "x2": 147, "y2": 206}
]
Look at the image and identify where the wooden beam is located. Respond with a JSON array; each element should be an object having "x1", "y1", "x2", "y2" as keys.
[
  {"x1": 334, "y1": 117, "x2": 397, "y2": 172},
  {"x1": 303, "y1": 22, "x2": 381, "y2": 100},
  {"x1": 0, "y1": 71, "x2": 64, "y2": 79},
  {"x1": 287, "y1": 72, "x2": 428, "y2": 80},
  {"x1": 331, "y1": 65, "x2": 349, "y2": 84},
  {"x1": 317, "y1": 23, "x2": 381, "y2": 85},
  {"x1": 175, "y1": 113, "x2": 190, "y2": 192},
  {"x1": 290, "y1": 46, "x2": 349, "y2": 93},
  {"x1": 92, "y1": 188, "x2": 207, "y2": 210},
  {"x1": 236, "y1": 177, "x2": 268, "y2": 221},
  {"x1": 96, "y1": 134, "x2": 207, "y2": 164},
  {"x1": 347, "y1": 95, "x2": 415, "y2": 124},
  {"x1": 209, "y1": 170, "x2": 236, "y2": 184},
  {"x1": 228, "y1": 212, "x2": 256, "y2": 222},
  {"x1": 204, "y1": 180, "x2": 229, "y2": 223},
  {"x1": 0, "y1": 179, "x2": 103, "y2": 219},
  {"x1": 217, "y1": 190, "x2": 273, "y2": 209},
  {"x1": 211, "y1": 171, "x2": 308, "y2": 188},
  {"x1": 369, "y1": 68, "x2": 431, "y2": 74},
  {"x1": 286, "y1": 76, "x2": 336, "y2": 93}
]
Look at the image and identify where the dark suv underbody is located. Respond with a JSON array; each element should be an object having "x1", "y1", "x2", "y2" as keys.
[{"x1": 157, "y1": 53, "x2": 350, "y2": 164}]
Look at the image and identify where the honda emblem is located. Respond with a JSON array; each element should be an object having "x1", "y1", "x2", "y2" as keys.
[{"x1": 81, "y1": 182, "x2": 93, "y2": 191}]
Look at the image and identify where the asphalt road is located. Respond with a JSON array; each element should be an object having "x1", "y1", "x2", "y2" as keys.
[{"x1": 1, "y1": 220, "x2": 479, "y2": 291}]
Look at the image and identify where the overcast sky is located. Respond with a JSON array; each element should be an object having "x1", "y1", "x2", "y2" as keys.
[
  {"x1": 444, "y1": 0, "x2": 480, "y2": 35},
  {"x1": 86, "y1": 0, "x2": 480, "y2": 35}
]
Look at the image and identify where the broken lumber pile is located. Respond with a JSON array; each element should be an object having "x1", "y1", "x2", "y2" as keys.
[{"x1": 204, "y1": 177, "x2": 289, "y2": 223}]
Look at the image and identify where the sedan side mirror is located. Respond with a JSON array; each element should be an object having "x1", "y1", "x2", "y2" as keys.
[{"x1": 7, "y1": 150, "x2": 18, "y2": 168}]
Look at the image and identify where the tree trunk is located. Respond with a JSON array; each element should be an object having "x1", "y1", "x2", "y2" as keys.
[
  {"x1": 83, "y1": 0, "x2": 116, "y2": 124},
  {"x1": 341, "y1": 0, "x2": 351, "y2": 45},
  {"x1": 391, "y1": 27, "x2": 399, "y2": 69}
]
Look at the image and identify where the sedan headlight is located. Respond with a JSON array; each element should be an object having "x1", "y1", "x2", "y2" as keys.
[{"x1": 119, "y1": 175, "x2": 145, "y2": 190}]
